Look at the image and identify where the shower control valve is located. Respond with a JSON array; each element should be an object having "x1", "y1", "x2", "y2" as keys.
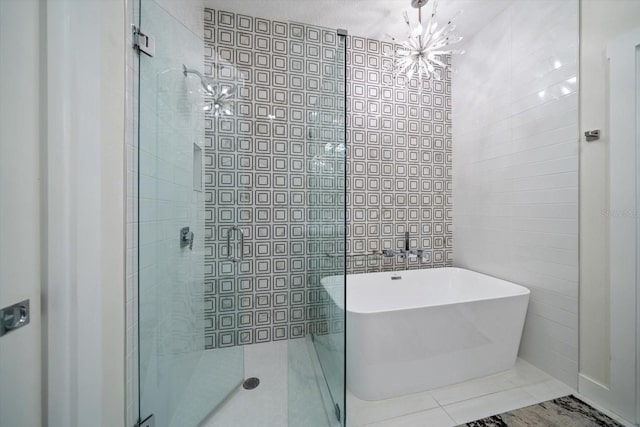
[{"x1": 180, "y1": 226, "x2": 194, "y2": 250}]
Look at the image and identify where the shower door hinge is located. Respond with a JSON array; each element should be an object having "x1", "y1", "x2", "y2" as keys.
[
  {"x1": 133, "y1": 26, "x2": 155, "y2": 57},
  {"x1": 135, "y1": 414, "x2": 154, "y2": 427}
]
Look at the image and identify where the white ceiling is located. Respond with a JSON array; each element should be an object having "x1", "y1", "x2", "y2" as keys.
[{"x1": 204, "y1": 0, "x2": 513, "y2": 42}]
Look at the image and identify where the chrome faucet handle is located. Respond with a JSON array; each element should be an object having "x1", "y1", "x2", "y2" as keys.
[
  {"x1": 382, "y1": 249, "x2": 395, "y2": 258},
  {"x1": 409, "y1": 249, "x2": 423, "y2": 257}
]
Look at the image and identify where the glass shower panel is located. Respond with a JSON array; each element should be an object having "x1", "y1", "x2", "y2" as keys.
[
  {"x1": 287, "y1": 24, "x2": 347, "y2": 427},
  {"x1": 137, "y1": 1, "x2": 243, "y2": 426}
]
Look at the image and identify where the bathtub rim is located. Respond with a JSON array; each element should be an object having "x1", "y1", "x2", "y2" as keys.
[{"x1": 321, "y1": 267, "x2": 531, "y2": 315}]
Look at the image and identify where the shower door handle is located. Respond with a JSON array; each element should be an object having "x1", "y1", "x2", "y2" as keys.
[{"x1": 226, "y1": 226, "x2": 245, "y2": 262}]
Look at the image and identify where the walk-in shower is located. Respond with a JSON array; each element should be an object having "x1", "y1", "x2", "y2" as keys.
[{"x1": 135, "y1": 1, "x2": 347, "y2": 426}]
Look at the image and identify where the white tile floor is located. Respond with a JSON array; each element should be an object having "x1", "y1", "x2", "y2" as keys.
[
  {"x1": 348, "y1": 358, "x2": 575, "y2": 427},
  {"x1": 200, "y1": 340, "x2": 575, "y2": 427}
]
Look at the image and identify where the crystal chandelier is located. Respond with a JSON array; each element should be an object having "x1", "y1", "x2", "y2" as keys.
[{"x1": 388, "y1": 0, "x2": 464, "y2": 81}]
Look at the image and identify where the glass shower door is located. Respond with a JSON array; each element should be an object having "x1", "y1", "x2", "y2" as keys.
[
  {"x1": 137, "y1": 1, "x2": 243, "y2": 426},
  {"x1": 306, "y1": 29, "x2": 347, "y2": 427},
  {"x1": 287, "y1": 24, "x2": 348, "y2": 427}
]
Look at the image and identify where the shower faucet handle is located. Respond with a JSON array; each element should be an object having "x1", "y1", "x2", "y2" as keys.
[{"x1": 180, "y1": 227, "x2": 194, "y2": 250}]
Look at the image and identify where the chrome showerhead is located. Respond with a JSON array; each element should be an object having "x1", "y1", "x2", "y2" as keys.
[{"x1": 183, "y1": 64, "x2": 217, "y2": 95}]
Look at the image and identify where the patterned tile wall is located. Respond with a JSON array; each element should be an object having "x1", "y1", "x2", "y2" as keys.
[
  {"x1": 346, "y1": 37, "x2": 453, "y2": 273},
  {"x1": 202, "y1": 9, "x2": 452, "y2": 347},
  {"x1": 203, "y1": 9, "x2": 345, "y2": 348}
]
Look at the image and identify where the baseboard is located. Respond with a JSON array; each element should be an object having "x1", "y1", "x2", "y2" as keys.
[
  {"x1": 578, "y1": 374, "x2": 636, "y2": 426},
  {"x1": 579, "y1": 373, "x2": 612, "y2": 406}
]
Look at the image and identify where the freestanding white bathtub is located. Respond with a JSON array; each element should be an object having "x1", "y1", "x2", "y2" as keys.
[{"x1": 321, "y1": 267, "x2": 530, "y2": 401}]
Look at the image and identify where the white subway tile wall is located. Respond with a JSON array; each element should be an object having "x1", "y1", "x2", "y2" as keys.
[{"x1": 452, "y1": 0, "x2": 579, "y2": 388}]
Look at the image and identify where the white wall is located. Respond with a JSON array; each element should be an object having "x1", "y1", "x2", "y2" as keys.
[
  {"x1": 579, "y1": 0, "x2": 640, "y2": 391},
  {"x1": 453, "y1": 0, "x2": 580, "y2": 388},
  {"x1": 45, "y1": 0, "x2": 126, "y2": 425},
  {"x1": 0, "y1": 1, "x2": 42, "y2": 425}
]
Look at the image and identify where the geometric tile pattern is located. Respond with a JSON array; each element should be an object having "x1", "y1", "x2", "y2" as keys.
[
  {"x1": 203, "y1": 9, "x2": 452, "y2": 347},
  {"x1": 346, "y1": 36, "x2": 453, "y2": 274},
  {"x1": 204, "y1": 9, "x2": 345, "y2": 348}
]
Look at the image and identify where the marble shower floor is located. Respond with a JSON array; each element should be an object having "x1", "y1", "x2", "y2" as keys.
[{"x1": 200, "y1": 339, "x2": 334, "y2": 427}]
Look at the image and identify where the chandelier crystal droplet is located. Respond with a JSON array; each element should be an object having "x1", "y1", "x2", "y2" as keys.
[
  {"x1": 387, "y1": 0, "x2": 465, "y2": 81},
  {"x1": 204, "y1": 85, "x2": 236, "y2": 118}
]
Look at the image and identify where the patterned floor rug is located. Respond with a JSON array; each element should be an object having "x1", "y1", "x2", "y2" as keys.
[{"x1": 463, "y1": 395, "x2": 623, "y2": 427}]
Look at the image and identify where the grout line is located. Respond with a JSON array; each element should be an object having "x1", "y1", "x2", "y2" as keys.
[
  {"x1": 351, "y1": 402, "x2": 442, "y2": 427},
  {"x1": 433, "y1": 381, "x2": 522, "y2": 408},
  {"x1": 440, "y1": 386, "x2": 541, "y2": 425},
  {"x1": 439, "y1": 402, "x2": 457, "y2": 424},
  {"x1": 350, "y1": 360, "x2": 566, "y2": 426}
]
